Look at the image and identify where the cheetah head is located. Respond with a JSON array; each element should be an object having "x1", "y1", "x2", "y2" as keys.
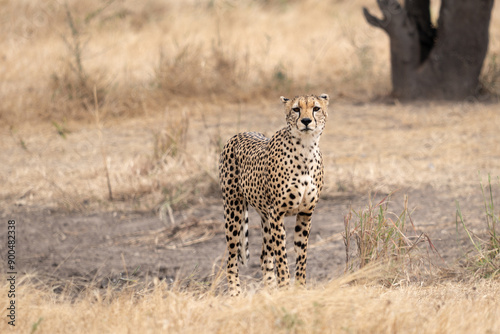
[{"x1": 280, "y1": 94, "x2": 329, "y2": 137}]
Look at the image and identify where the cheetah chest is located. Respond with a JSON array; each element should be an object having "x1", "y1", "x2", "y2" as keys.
[
  {"x1": 284, "y1": 173, "x2": 319, "y2": 216},
  {"x1": 279, "y1": 146, "x2": 322, "y2": 216}
]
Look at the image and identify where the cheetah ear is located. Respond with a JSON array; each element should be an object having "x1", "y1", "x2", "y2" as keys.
[
  {"x1": 319, "y1": 94, "x2": 329, "y2": 107},
  {"x1": 280, "y1": 96, "x2": 290, "y2": 103}
]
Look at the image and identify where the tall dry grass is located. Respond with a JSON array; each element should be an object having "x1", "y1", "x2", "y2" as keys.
[
  {"x1": 1, "y1": 270, "x2": 499, "y2": 333},
  {"x1": 343, "y1": 193, "x2": 439, "y2": 283},
  {"x1": 3, "y1": 0, "x2": 499, "y2": 126},
  {"x1": 456, "y1": 174, "x2": 500, "y2": 279}
]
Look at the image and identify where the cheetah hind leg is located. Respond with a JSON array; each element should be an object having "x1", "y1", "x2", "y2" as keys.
[
  {"x1": 260, "y1": 216, "x2": 276, "y2": 287},
  {"x1": 238, "y1": 200, "x2": 249, "y2": 265},
  {"x1": 224, "y1": 199, "x2": 248, "y2": 296}
]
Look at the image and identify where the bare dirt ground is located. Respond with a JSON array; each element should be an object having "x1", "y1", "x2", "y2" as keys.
[{"x1": 3, "y1": 186, "x2": 489, "y2": 291}]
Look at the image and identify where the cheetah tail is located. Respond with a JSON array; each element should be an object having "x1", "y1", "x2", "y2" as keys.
[{"x1": 239, "y1": 207, "x2": 250, "y2": 266}]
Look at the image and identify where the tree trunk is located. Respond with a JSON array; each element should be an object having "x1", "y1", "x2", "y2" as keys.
[{"x1": 363, "y1": 0, "x2": 494, "y2": 100}]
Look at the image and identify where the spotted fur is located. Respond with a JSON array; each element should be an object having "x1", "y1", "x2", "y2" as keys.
[{"x1": 219, "y1": 94, "x2": 329, "y2": 296}]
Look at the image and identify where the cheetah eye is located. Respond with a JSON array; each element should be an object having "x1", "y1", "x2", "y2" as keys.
[
  {"x1": 292, "y1": 107, "x2": 300, "y2": 113},
  {"x1": 313, "y1": 106, "x2": 320, "y2": 112}
]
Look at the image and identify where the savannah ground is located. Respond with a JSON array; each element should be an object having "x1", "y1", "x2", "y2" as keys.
[{"x1": 1, "y1": 0, "x2": 500, "y2": 332}]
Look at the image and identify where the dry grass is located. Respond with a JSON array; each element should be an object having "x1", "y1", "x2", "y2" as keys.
[
  {"x1": 343, "y1": 193, "x2": 438, "y2": 283},
  {"x1": 2, "y1": 100, "x2": 499, "y2": 213},
  {"x1": 1, "y1": 0, "x2": 384, "y2": 124},
  {"x1": 456, "y1": 175, "x2": 500, "y2": 279},
  {"x1": 114, "y1": 218, "x2": 220, "y2": 249},
  {"x1": 2, "y1": 0, "x2": 499, "y2": 125},
  {"x1": 2, "y1": 270, "x2": 499, "y2": 333}
]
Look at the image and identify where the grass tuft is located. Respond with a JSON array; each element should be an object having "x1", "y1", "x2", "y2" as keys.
[
  {"x1": 456, "y1": 174, "x2": 500, "y2": 279},
  {"x1": 343, "y1": 193, "x2": 438, "y2": 284},
  {"x1": 52, "y1": 3, "x2": 110, "y2": 118}
]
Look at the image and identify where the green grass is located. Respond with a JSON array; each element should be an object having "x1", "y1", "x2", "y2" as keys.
[{"x1": 456, "y1": 174, "x2": 500, "y2": 279}]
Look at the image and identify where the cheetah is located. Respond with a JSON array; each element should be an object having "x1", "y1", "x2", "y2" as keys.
[{"x1": 219, "y1": 94, "x2": 329, "y2": 296}]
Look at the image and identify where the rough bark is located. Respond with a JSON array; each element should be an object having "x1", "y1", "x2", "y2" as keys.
[{"x1": 363, "y1": 0, "x2": 494, "y2": 100}]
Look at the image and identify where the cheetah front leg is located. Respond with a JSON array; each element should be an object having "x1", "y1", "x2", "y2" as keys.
[
  {"x1": 294, "y1": 211, "x2": 313, "y2": 285},
  {"x1": 259, "y1": 216, "x2": 276, "y2": 287},
  {"x1": 269, "y1": 209, "x2": 291, "y2": 287}
]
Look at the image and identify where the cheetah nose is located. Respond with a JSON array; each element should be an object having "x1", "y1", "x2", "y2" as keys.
[{"x1": 301, "y1": 118, "x2": 312, "y2": 126}]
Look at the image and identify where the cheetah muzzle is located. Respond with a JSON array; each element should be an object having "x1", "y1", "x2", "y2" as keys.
[{"x1": 219, "y1": 93, "x2": 329, "y2": 296}]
